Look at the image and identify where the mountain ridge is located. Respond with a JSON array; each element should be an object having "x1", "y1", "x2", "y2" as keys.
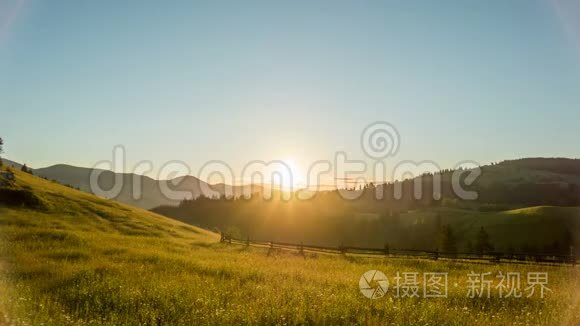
[{"x1": 4, "y1": 157, "x2": 580, "y2": 210}]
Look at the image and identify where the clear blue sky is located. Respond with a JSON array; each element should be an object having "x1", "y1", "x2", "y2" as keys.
[{"x1": 1, "y1": 0, "x2": 579, "y2": 180}]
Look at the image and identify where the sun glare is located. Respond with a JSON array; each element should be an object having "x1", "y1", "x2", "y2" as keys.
[{"x1": 273, "y1": 158, "x2": 302, "y2": 190}]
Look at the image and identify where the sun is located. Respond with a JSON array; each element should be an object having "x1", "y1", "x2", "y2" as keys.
[{"x1": 272, "y1": 158, "x2": 303, "y2": 190}]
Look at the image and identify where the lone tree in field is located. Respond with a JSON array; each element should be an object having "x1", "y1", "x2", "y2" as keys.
[
  {"x1": 21, "y1": 164, "x2": 33, "y2": 175},
  {"x1": 438, "y1": 224, "x2": 457, "y2": 254},
  {"x1": 475, "y1": 226, "x2": 494, "y2": 255}
]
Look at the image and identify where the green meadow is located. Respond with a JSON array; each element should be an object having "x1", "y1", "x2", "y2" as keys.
[{"x1": 0, "y1": 169, "x2": 579, "y2": 325}]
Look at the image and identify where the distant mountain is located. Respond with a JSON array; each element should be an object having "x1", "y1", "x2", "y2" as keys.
[
  {"x1": 370, "y1": 157, "x2": 580, "y2": 208},
  {"x1": 436, "y1": 158, "x2": 580, "y2": 190},
  {"x1": 32, "y1": 163, "x2": 263, "y2": 209},
  {"x1": 497, "y1": 158, "x2": 580, "y2": 176},
  {"x1": 6, "y1": 157, "x2": 580, "y2": 210},
  {"x1": 33, "y1": 164, "x2": 212, "y2": 209}
]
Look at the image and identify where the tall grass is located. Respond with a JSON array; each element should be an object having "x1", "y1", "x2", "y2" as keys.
[{"x1": 0, "y1": 169, "x2": 578, "y2": 325}]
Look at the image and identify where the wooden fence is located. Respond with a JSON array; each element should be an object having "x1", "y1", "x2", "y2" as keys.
[{"x1": 220, "y1": 234, "x2": 578, "y2": 266}]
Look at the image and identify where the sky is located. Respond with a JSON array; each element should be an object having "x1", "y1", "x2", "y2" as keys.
[{"x1": 1, "y1": 0, "x2": 579, "y2": 184}]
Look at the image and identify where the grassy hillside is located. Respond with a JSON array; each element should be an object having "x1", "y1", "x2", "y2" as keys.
[{"x1": 0, "y1": 169, "x2": 579, "y2": 325}]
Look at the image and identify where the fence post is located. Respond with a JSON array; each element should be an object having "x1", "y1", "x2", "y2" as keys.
[
  {"x1": 384, "y1": 243, "x2": 390, "y2": 256},
  {"x1": 299, "y1": 242, "x2": 304, "y2": 256},
  {"x1": 228, "y1": 234, "x2": 232, "y2": 244},
  {"x1": 220, "y1": 231, "x2": 224, "y2": 243}
]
